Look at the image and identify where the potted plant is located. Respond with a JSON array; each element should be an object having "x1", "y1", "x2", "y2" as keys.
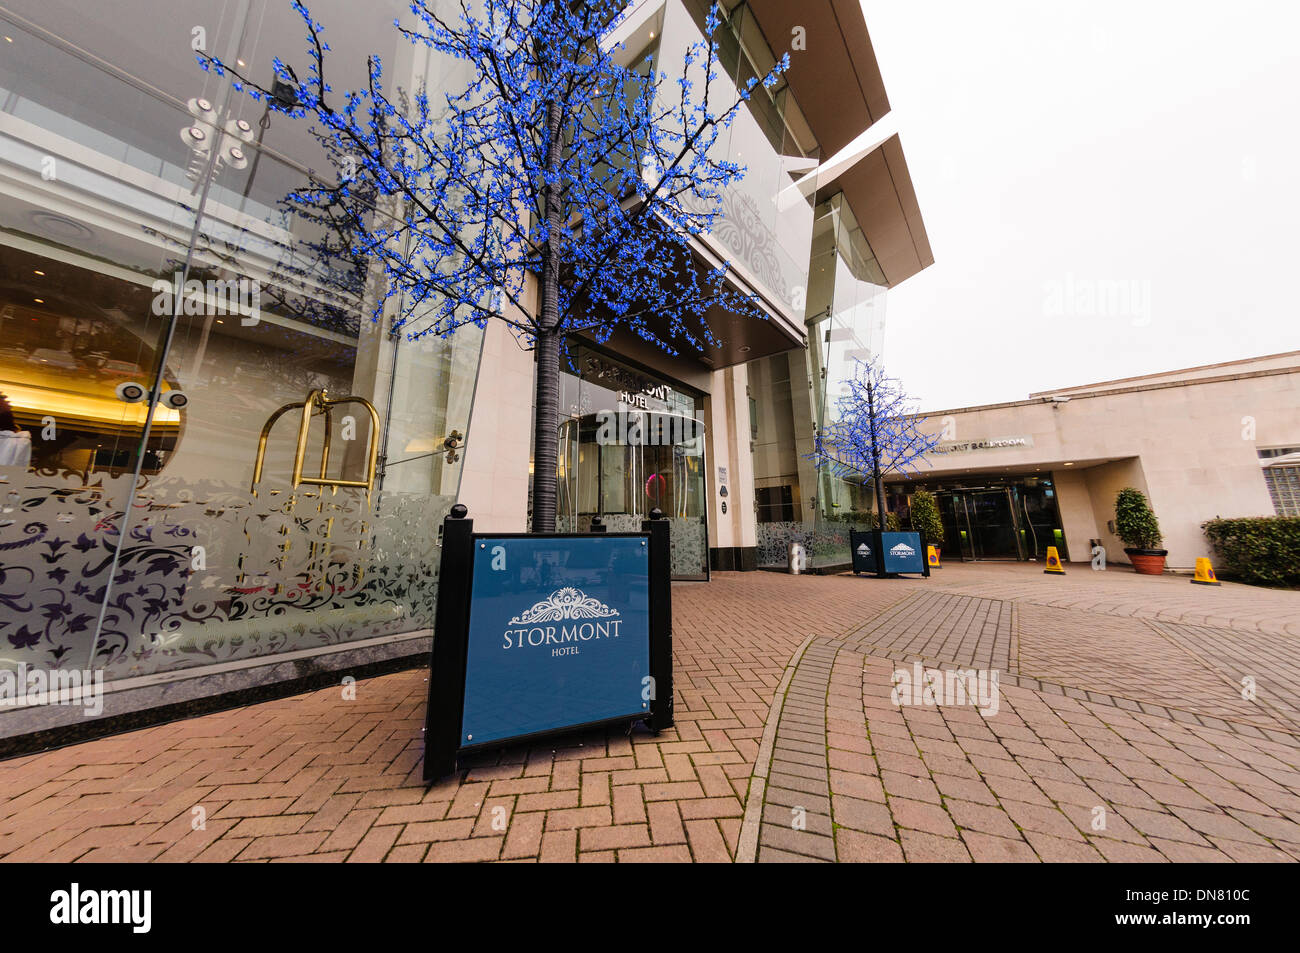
[
  {"x1": 910, "y1": 489, "x2": 945, "y2": 558},
  {"x1": 1114, "y1": 487, "x2": 1167, "y2": 575}
]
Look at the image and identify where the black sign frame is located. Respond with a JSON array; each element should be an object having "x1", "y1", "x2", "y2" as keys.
[{"x1": 423, "y1": 508, "x2": 673, "y2": 781}]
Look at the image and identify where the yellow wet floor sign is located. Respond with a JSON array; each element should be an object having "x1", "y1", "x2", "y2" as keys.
[
  {"x1": 927, "y1": 545, "x2": 941, "y2": 569},
  {"x1": 1191, "y1": 557, "x2": 1220, "y2": 586},
  {"x1": 1043, "y1": 546, "x2": 1066, "y2": 574}
]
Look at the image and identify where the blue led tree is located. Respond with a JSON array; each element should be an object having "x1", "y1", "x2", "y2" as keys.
[
  {"x1": 808, "y1": 357, "x2": 941, "y2": 525},
  {"x1": 202, "y1": 0, "x2": 786, "y2": 531}
]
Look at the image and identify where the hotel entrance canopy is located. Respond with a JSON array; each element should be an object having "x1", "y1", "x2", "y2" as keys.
[{"x1": 749, "y1": 0, "x2": 934, "y2": 288}]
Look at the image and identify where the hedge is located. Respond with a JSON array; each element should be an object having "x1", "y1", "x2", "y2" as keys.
[{"x1": 1201, "y1": 517, "x2": 1300, "y2": 587}]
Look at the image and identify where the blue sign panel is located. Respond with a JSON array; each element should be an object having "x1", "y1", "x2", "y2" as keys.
[
  {"x1": 880, "y1": 531, "x2": 926, "y2": 574},
  {"x1": 461, "y1": 535, "x2": 651, "y2": 746},
  {"x1": 850, "y1": 530, "x2": 875, "y2": 573}
]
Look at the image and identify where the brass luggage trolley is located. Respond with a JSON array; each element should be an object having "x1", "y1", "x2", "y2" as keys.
[{"x1": 239, "y1": 389, "x2": 381, "y2": 592}]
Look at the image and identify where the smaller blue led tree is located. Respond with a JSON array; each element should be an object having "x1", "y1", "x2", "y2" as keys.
[{"x1": 808, "y1": 357, "x2": 941, "y2": 526}]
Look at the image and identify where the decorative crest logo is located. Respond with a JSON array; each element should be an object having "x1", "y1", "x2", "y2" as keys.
[
  {"x1": 509, "y1": 587, "x2": 619, "y2": 625},
  {"x1": 890, "y1": 542, "x2": 916, "y2": 556}
]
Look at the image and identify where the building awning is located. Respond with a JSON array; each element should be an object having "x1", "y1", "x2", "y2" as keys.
[
  {"x1": 747, "y1": 0, "x2": 891, "y2": 155},
  {"x1": 820, "y1": 134, "x2": 934, "y2": 287},
  {"x1": 748, "y1": 0, "x2": 934, "y2": 288}
]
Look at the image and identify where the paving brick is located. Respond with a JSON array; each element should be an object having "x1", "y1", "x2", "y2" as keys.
[
  {"x1": 759, "y1": 824, "x2": 836, "y2": 861},
  {"x1": 618, "y1": 845, "x2": 693, "y2": 863},
  {"x1": 961, "y1": 831, "x2": 1038, "y2": 862},
  {"x1": 899, "y1": 829, "x2": 972, "y2": 862},
  {"x1": 888, "y1": 797, "x2": 958, "y2": 838},
  {"x1": 646, "y1": 801, "x2": 686, "y2": 845},
  {"x1": 424, "y1": 836, "x2": 504, "y2": 863},
  {"x1": 538, "y1": 829, "x2": 577, "y2": 863},
  {"x1": 580, "y1": 824, "x2": 652, "y2": 851},
  {"x1": 502, "y1": 812, "x2": 545, "y2": 859},
  {"x1": 835, "y1": 828, "x2": 904, "y2": 862}
]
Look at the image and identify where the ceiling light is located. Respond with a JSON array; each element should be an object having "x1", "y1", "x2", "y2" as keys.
[
  {"x1": 33, "y1": 270, "x2": 44, "y2": 276},
  {"x1": 33, "y1": 298, "x2": 44, "y2": 304},
  {"x1": 1064, "y1": 461, "x2": 1074, "y2": 466},
  {"x1": 236, "y1": 58, "x2": 247, "y2": 67},
  {"x1": 649, "y1": 31, "x2": 655, "y2": 38},
  {"x1": 4, "y1": 36, "x2": 12, "y2": 43}
]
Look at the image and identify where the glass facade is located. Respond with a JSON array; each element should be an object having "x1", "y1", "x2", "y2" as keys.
[
  {"x1": 748, "y1": 192, "x2": 891, "y2": 567},
  {"x1": 667, "y1": 0, "x2": 819, "y2": 318},
  {"x1": 0, "y1": 1, "x2": 482, "y2": 686}
]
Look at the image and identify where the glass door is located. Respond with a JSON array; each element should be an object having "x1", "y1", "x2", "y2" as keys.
[
  {"x1": 939, "y1": 492, "x2": 974, "y2": 561},
  {"x1": 1016, "y1": 483, "x2": 1068, "y2": 561},
  {"x1": 965, "y1": 488, "x2": 1023, "y2": 559}
]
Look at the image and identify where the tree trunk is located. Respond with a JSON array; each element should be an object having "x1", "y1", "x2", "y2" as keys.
[
  {"x1": 867, "y1": 380, "x2": 888, "y2": 528},
  {"x1": 530, "y1": 92, "x2": 565, "y2": 534},
  {"x1": 531, "y1": 326, "x2": 561, "y2": 532}
]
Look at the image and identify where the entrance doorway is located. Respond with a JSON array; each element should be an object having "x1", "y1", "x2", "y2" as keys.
[
  {"x1": 944, "y1": 489, "x2": 1020, "y2": 559},
  {"x1": 556, "y1": 411, "x2": 710, "y2": 580},
  {"x1": 923, "y1": 478, "x2": 1068, "y2": 563},
  {"x1": 555, "y1": 348, "x2": 710, "y2": 580}
]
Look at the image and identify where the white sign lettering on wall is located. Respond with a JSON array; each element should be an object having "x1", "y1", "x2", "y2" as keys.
[{"x1": 932, "y1": 436, "x2": 1035, "y2": 454}]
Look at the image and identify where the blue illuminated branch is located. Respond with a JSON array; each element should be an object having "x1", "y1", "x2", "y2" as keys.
[
  {"x1": 199, "y1": 0, "x2": 785, "y2": 349},
  {"x1": 200, "y1": 0, "x2": 787, "y2": 532}
]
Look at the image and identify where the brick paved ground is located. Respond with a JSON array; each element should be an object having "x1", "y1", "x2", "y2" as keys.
[{"x1": 1, "y1": 563, "x2": 1298, "y2": 862}]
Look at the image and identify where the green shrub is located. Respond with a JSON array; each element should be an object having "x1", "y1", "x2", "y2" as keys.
[
  {"x1": 825, "y1": 506, "x2": 898, "y2": 531},
  {"x1": 862, "y1": 511, "x2": 900, "y2": 531},
  {"x1": 909, "y1": 490, "x2": 944, "y2": 546},
  {"x1": 1202, "y1": 517, "x2": 1300, "y2": 587},
  {"x1": 1114, "y1": 487, "x2": 1163, "y2": 549}
]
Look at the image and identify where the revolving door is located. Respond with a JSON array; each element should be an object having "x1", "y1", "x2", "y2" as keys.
[{"x1": 558, "y1": 410, "x2": 709, "y2": 580}]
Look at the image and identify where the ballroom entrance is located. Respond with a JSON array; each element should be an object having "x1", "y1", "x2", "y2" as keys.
[{"x1": 893, "y1": 476, "x2": 1069, "y2": 562}]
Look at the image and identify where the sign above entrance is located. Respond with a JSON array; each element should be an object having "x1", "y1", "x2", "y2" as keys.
[
  {"x1": 933, "y1": 436, "x2": 1035, "y2": 454},
  {"x1": 583, "y1": 354, "x2": 678, "y2": 412}
]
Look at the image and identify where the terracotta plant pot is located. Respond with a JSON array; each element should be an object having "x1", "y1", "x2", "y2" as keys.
[{"x1": 1124, "y1": 548, "x2": 1168, "y2": 575}]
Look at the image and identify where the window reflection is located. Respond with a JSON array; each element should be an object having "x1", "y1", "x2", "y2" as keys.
[{"x1": 0, "y1": 0, "x2": 483, "y2": 686}]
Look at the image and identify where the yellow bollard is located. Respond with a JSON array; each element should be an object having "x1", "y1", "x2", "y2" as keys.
[
  {"x1": 927, "y1": 545, "x2": 942, "y2": 569},
  {"x1": 1191, "y1": 557, "x2": 1221, "y2": 586},
  {"x1": 1043, "y1": 546, "x2": 1066, "y2": 574}
]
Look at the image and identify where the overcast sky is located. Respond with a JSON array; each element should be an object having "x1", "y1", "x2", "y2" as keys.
[{"x1": 858, "y1": 0, "x2": 1300, "y2": 411}]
